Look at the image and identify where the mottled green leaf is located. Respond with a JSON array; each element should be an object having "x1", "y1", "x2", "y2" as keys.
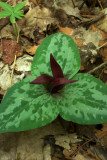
[
  {"x1": 31, "y1": 32, "x2": 81, "y2": 78},
  {"x1": 0, "y1": 2, "x2": 13, "y2": 13},
  {"x1": 59, "y1": 73, "x2": 107, "y2": 124},
  {"x1": 0, "y1": 77, "x2": 58, "y2": 133}
]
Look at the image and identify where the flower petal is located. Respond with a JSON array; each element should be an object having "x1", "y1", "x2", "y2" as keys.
[
  {"x1": 30, "y1": 74, "x2": 53, "y2": 84},
  {"x1": 50, "y1": 54, "x2": 64, "y2": 78},
  {"x1": 53, "y1": 78, "x2": 77, "y2": 88}
]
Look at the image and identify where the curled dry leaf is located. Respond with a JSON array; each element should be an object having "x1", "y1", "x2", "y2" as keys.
[
  {"x1": 0, "y1": 40, "x2": 22, "y2": 65},
  {"x1": 26, "y1": 45, "x2": 38, "y2": 55}
]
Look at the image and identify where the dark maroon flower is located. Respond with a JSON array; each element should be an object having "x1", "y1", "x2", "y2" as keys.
[{"x1": 30, "y1": 54, "x2": 77, "y2": 93}]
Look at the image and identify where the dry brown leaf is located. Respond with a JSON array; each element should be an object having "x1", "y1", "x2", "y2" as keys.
[
  {"x1": 99, "y1": 47, "x2": 107, "y2": 61},
  {"x1": 92, "y1": 25, "x2": 107, "y2": 40},
  {"x1": 73, "y1": 38, "x2": 84, "y2": 47},
  {"x1": 80, "y1": 65, "x2": 85, "y2": 71},
  {"x1": 51, "y1": 157, "x2": 59, "y2": 160},
  {"x1": 0, "y1": 40, "x2": 22, "y2": 65},
  {"x1": 26, "y1": 45, "x2": 38, "y2": 55},
  {"x1": 99, "y1": 40, "x2": 107, "y2": 47},
  {"x1": 92, "y1": 25, "x2": 107, "y2": 62},
  {"x1": 58, "y1": 25, "x2": 83, "y2": 47},
  {"x1": 96, "y1": 123, "x2": 107, "y2": 139},
  {"x1": 37, "y1": 38, "x2": 44, "y2": 45},
  {"x1": 63, "y1": 149, "x2": 73, "y2": 160},
  {"x1": 57, "y1": 24, "x2": 73, "y2": 36}
]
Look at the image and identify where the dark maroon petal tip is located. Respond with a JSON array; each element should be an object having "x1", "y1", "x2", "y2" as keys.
[
  {"x1": 53, "y1": 78, "x2": 78, "y2": 88},
  {"x1": 30, "y1": 74, "x2": 53, "y2": 84},
  {"x1": 50, "y1": 53, "x2": 64, "y2": 78}
]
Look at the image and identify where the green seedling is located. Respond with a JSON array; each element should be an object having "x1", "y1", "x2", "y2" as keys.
[
  {"x1": 0, "y1": 32, "x2": 107, "y2": 133},
  {"x1": 0, "y1": 1, "x2": 26, "y2": 38}
]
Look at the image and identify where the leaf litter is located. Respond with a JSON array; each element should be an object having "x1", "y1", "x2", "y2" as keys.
[{"x1": 0, "y1": 0, "x2": 107, "y2": 159}]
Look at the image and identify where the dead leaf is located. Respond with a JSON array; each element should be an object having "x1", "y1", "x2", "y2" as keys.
[
  {"x1": 55, "y1": 133, "x2": 82, "y2": 150},
  {"x1": 94, "y1": 8, "x2": 107, "y2": 32},
  {"x1": 18, "y1": 6, "x2": 56, "y2": 39},
  {"x1": 51, "y1": 157, "x2": 59, "y2": 160},
  {"x1": 99, "y1": 40, "x2": 107, "y2": 48},
  {"x1": 80, "y1": 65, "x2": 85, "y2": 71},
  {"x1": 99, "y1": 47, "x2": 107, "y2": 61},
  {"x1": 0, "y1": 40, "x2": 22, "y2": 65},
  {"x1": 63, "y1": 149, "x2": 72, "y2": 160},
  {"x1": 37, "y1": 38, "x2": 44, "y2": 45},
  {"x1": 10, "y1": 54, "x2": 33, "y2": 72},
  {"x1": 0, "y1": 64, "x2": 11, "y2": 90},
  {"x1": 57, "y1": 24, "x2": 73, "y2": 36},
  {"x1": 96, "y1": 123, "x2": 107, "y2": 139},
  {"x1": 26, "y1": 45, "x2": 38, "y2": 55},
  {"x1": 92, "y1": 25, "x2": 107, "y2": 40},
  {"x1": 58, "y1": 25, "x2": 83, "y2": 47}
]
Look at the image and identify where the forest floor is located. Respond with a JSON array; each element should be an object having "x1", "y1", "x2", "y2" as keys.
[{"x1": 0, "y1": 0, "x2": 107, "y2": 160}]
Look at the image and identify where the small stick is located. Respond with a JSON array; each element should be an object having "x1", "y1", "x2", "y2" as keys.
[
  {"x1": 71, "y1": 0, "x2": 75, "y2": 8},
  {"x1": 97, "y1": 0, "x2": 103, "y2": 10},
  {"x1": 70, "y1": 138, "x2": 94, "y2": 157},
  {"x1": 10, "y1": 54, "x2": 16, "y2": 86},
  {"x1": 96, "y1": 42, "x2": 107, "y2": 50},
  {"x1": 87, "y1": 61, "x2": 107, "y2": 74},
  {"x1": 34, "y1": 17, "x2": 56, "y2": 19}
]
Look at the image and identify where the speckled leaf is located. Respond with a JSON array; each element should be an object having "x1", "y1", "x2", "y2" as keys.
[
  {"x1": 59, "y1": 73, "x2": 107, "y2": 124},
  {"x1": 0, "y1": 77, "x2": 58, "y2": 133},
  {"x1": 31, "y1": 32, "x2": 80, "y2": 78}
]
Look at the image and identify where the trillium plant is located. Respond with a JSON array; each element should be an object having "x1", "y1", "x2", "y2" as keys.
[{"x1": 0, "y1": 33, "x2": 107, "y2": 133}]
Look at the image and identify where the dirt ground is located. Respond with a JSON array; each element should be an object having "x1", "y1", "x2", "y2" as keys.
[{"x1": 0, "y1": 0, "x2": 107, "y2": 160}]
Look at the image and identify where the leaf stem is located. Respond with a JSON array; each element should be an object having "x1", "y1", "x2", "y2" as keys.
[{"x1": 13, "y1": 23, "x2": 18, "y2": 40}]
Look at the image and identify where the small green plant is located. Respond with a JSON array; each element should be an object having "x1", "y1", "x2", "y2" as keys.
[
  {"x1": 0, "y1": 32, "x2": 107, "y2": 133},
  {"x1": 0, "y1": 1, "x2": 26, "y2": 38}
]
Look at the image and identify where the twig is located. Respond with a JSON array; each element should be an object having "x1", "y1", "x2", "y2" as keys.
[
  {"x1": 96, "y1": 42, "x2": 107, "y2": 50},
  {"x1": 70, "y1": 138, "x2": 94, "y2": 157},
  {"x1": 17, "y1": 27, "x2": 20, "y2": 43},
  {"x1": 79, "y1": 13, "x2": 106, "y2": 26},
  {"x1": 10, "y1": 54, "x2": 16, "y2": 86},
  {"x1": 97, "y1": 0, "x2": 103, "y2": 10},
  {"x1": 34, "y1": 17, "x2": 56, "y2": 19},
  {"x1": 87, "y1": 61, "x2": 107, "y2": 74},
  {"x1": 71, "y1": 0, "x2": 75, "y2": 8}
]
